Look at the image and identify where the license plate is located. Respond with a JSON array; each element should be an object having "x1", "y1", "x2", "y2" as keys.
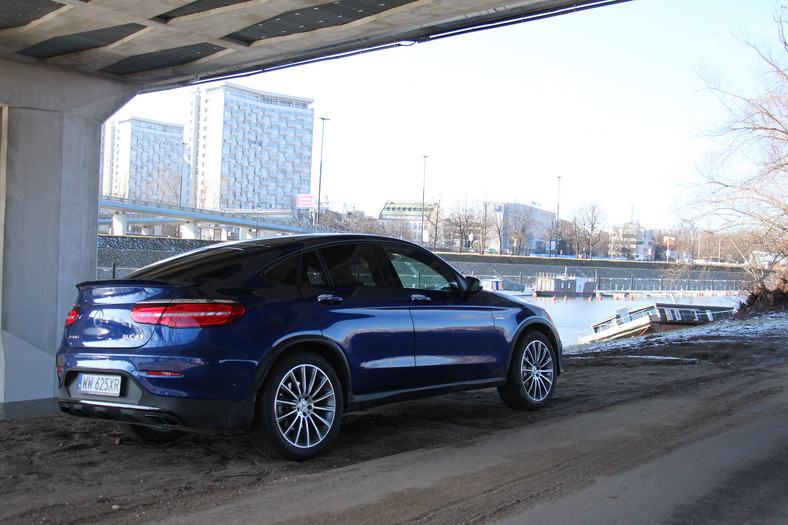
[{"x1": 77, "y1": 373, "x2": 121, "y2": 397}]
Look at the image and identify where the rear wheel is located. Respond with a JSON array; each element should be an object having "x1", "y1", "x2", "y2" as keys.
[
  {"x1": 498, "y1": 332, "x2": 556, "y2": 410},
  {"x1": 118, "y1": 423, "x2": 185, "y2": 443},
  {"x1": 250, "y1": 352, "x2": 343, "y2": 461}
]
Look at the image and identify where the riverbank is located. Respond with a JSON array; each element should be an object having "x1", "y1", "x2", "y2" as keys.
[{"x1": 2, "y1": 311, "x2": 785, "y2": 524}]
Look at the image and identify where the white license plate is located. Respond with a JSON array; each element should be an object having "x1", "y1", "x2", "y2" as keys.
[{"x1": 77, "y1": 373, "x2": 121, "y2": 397}]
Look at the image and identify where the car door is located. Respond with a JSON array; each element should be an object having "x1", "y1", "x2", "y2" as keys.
[
  {"x1": 297, "y1": 242, "x2": 416, "y2": 396},
  {"x1": 379, "y1": 242, "x2": 496, "y2": 387}
]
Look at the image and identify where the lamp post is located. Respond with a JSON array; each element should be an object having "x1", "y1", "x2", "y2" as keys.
[
  {"x1": 421, "y1": 155, "x2": 428, "y2": 245},
  {"x1": 553, "y1": 175, "x2": 562, "y2": 257},
  {"x1": 316, "y1": 117, "x2": 329, "y2": 228}
]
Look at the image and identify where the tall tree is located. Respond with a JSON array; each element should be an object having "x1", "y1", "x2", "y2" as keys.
[
  {"x1": 693, "y1": 7, "x2": 788, "y2": 294},
  {"x1": 476, "y1": 203, "x2": 495, "y2": 253},
  {"x1": 572, "y1": 203, "x2": 606, "y2": 258},
  {"x1": 507, "y1": 205, "x2": 535, "y2": 256},
  {"x1": 446, "y1": 201, "x2": 477, "y2": 253}
]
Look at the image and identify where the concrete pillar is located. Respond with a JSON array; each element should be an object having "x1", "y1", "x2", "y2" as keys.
[
  {"x1": 238, "y1": 227, "x2": 254, "y2": 240},
  {"x1": 0, "y1": 58, "x2": 136, "y2": 403},
  {"x1": 112, "y1": 212, "x2": 127, "y2": 235},
  {"x1": 181, "y1": 221, "x2": 196, "y2": 239}
]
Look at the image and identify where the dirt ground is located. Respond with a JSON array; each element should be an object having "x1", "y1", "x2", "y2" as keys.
[{"x1": 2, "y1": 312, "x2": 787, "y2": 524}]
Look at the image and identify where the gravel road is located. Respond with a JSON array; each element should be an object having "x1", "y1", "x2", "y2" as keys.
[{"x1": 2, "y1": 313, "x2": 786, "y2": 524}]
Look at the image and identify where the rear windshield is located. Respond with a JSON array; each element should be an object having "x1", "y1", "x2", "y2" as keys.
[{"x1": 127, "y1": 248, "x2": 249, "y2": 282}]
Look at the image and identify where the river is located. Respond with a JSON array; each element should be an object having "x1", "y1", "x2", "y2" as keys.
[{"x1": 524, "y1": 293, "x2": 746, "y2": 353}]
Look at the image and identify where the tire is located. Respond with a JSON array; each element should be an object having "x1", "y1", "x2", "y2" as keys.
[
  {"x1": 498, "y1": 332, "x2": 557, "y2": 410},
  {"x1": 118, "y1": 423, "x2": 185, "y2": 443},
  {"x1": 250, "y1": 352, "x2": 343, "y2": 461}
]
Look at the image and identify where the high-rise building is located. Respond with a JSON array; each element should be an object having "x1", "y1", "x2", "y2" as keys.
[
  {"x1": 101, "y1": 117, "x2": 186, "y2": 205},
  {"x1": 186, "y1": 82, "x2": 314, "y2": 211}
]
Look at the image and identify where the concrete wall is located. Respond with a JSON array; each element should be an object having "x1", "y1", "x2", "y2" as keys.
[{"x1": 96, "y1": 236, "x2": 748, "y2": 291}]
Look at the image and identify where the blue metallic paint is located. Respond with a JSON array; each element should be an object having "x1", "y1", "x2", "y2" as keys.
[{"x1": 57, "y1": 234, "x2": 562, "y2": 434}]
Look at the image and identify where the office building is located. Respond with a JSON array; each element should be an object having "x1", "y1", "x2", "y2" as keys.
[
  {"x1": 186, "y1": 82, "x2": 314, "y2": 211},
  {"x1": 101, "y1": 117, "x2": 186, "y2": 205}
]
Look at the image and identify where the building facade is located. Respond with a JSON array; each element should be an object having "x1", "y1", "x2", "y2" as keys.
[
  {"x1": 186, "y1": 82, "x2": 314, "y2": 211},
  {"x1": 378, "y1": 201, "x2": 440, "y2": 243},
  {"x1": 101, "y1": 117, "x2": 186, "y2": 205},
  {"x1": 485, "y1": 202, "x2": 554, "y2": 255},
  {"x1": 609, "y1": 222, "x2": 654, "y2": 260}
]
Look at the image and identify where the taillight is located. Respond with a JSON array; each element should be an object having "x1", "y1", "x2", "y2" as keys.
[
  {"x1": 131, "y1": 302, "x2": 246, "y2": 328},
  {"x1": 65, "y1": 307, "x2": 80, "y2": 327},
  {"x1": 143, "y1": 370, "x2": 184, "y2": 377}
]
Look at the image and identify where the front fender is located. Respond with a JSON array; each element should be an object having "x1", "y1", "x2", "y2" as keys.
[{"x1": 509, "y1": 317, "x2": 564, "y2": 375}]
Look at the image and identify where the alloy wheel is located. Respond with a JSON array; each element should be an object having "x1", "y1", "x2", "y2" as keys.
[
  {"x1": 521, "y1": 339, "x2": 554, "y2": 403},
  {"x1": 274, "y1": 363, "x2": 337, "y2": 449}
]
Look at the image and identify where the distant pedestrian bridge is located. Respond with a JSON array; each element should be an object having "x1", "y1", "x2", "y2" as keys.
[{"x1": 99, "y1": 195, "x2": 327, "y2": 240}]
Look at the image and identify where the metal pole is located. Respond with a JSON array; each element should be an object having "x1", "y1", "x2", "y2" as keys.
[
  {"x1": 316, "y1": 117, "x2": 329, "y2": 228},
  {"x1": 421, "y1": 155, "x2": 428, "y2": 245},
  {"x1": 554, "y1": 175, "x2": 562, "y2": 257}
]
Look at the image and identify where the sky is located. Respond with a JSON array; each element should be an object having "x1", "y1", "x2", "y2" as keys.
[{"x1": 110, "y1": 0, "x2": 780, "y2": 230}]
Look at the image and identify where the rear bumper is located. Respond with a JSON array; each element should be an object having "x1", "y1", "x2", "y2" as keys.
[{"x1": 58, "y1": 370, "x2": 256, "y2": 431}]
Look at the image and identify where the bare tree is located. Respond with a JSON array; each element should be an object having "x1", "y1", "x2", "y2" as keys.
[
  {"x1": 492, "y1": 208, "x2": 508, "y2": 254},
  {"x1": 476, "y1": 202, "x2": 495, "y2": 253},
  {"x1": 507, "y1": 205, "x2": 535, "y2": 256},
  {"x1": 573, "y1": 203, "x2": 606, "y2": 257},
  {"x1": 693, "y1": 9, "x2": 788, "y2": 295},
  {"x1": 446, "y1": 201, "x2": 477, "y2": 253},
  {"x1": 425, "y1": 200, "x2": 444, "y2": 250}
]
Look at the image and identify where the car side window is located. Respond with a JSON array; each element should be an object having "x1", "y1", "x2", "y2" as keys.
[
  {"x1": 263, "y1": 254, "x2": 300, "y2": 285},
  {"x1": 317, "y1": 243, "x2": 385, "y2": 288},
  {"x1": 300, "y1": 250, "x2": 327, "y2": 287},
  {"x1": 382, "y1": 244, "x2": 459, "y2": 292}
]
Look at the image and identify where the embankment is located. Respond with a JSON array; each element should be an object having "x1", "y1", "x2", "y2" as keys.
[{"x1": 97, "y1": 235, "x2": 748, "y2": 293}]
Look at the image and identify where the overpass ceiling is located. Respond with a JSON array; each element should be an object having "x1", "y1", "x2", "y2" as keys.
[{"x1": 0, "y1": 0, "x2": 627, "y2": 92}]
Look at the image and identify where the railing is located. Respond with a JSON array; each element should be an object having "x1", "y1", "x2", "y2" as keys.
[
  {"x1": 99, "y1": 195, "x2": 338, "y2": 233},
  {"x1": 467, "y1": 273, "x2": 747, "y2": 295}
]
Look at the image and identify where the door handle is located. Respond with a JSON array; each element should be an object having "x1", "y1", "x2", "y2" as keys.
[
  {"x1": 410, "y1": 294, "x2": 432, "y2": 304},
  {"x1": 317, "y1": 294, "x2": 344, "y2": 305}
]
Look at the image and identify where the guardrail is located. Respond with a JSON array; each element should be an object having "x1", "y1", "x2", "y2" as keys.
[{"x1": 99, "y1": 195, "x2": 337, "y2": 234}]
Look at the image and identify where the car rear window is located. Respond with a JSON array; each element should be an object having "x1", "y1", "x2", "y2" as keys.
[{"x1": 128, "y1": 248, "x2": 247, "y2": 282}]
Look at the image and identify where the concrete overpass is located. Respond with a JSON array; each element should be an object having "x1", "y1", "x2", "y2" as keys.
[
  {"x1": 0, "y1": 0, "x2": 629, "y2": 403},
  {"x1": 99, "y1": 195, "x2": 319, "y2": 238}
]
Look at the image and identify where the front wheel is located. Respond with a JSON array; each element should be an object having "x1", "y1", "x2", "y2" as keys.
[
  {"x1": 250, "y1": 352, "x2": 343, "y2": 461},
  {"x1": 498, "y1": 332, "x2": 557, "y2": 410}
]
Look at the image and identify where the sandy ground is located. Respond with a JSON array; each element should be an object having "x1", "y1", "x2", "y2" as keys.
[{"x1": 2, "y1": 312, "x2": 787, "y2": 524}]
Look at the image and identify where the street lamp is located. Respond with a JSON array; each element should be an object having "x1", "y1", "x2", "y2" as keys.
[
  {"x1": 421, "y1": 155, "x2": 428, "y2": 245},
  {"x1": 553, "y1": 175, "x2": 563, "y2": 257},
  {"x1": 316, "y1": 117, "x2": 329, "y2": 228}
]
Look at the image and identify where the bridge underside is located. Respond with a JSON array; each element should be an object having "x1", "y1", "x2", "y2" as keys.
[
  {"x1": 2, "y1": 0, "x2": 627, "y2": 92},
  {"x1": 0, "y1": 0, "x2": 626, "y2": 403}
]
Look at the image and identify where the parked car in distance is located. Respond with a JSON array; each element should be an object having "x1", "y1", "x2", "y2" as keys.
[{"x1": 57, "y1": 234, "x2": 562, "y2": 460}]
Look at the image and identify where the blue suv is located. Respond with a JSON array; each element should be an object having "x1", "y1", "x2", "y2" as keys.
[{"x1": 57, "y1": 234, "x2": 562, "y2": 460}]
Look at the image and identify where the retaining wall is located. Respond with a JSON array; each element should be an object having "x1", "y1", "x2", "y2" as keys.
[{"x1": 97, "y1": 235, "x2": 748, "y2": 291}]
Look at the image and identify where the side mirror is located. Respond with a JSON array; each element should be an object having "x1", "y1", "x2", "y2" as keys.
[{"x1": 465, "y1": 276, "x2": 483, "y2": 295}]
